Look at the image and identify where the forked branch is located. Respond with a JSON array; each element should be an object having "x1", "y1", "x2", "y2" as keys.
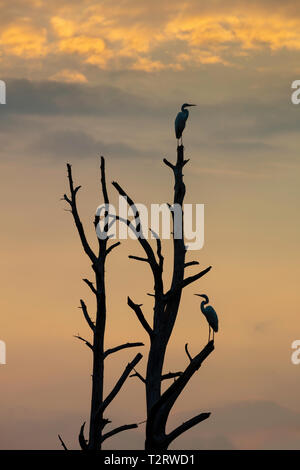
[
  {"x1": 165, "y1": 266, "x2": 212, "y2": 299},
  {"x1": 111, "y1": 182, "x2": 159, "y2": 271},
  {"x1": 146, "y1": 341, "x2": 214, "y2": 448},
  {"x1": 130, "y1": 368, "x2": 146, "y2": 384}
]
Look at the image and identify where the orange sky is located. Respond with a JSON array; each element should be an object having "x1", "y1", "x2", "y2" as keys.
[{"x1": 0, "y1": 0, "x2": 300, "y2": 450}]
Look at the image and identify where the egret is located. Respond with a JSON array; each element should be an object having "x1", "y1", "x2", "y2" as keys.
[
  {"x1": 195, "y1": 294, "x2": 218, "y2": 341},
  {"x1": 175, "y1": 103, "x2": 196, "y2": 145}
]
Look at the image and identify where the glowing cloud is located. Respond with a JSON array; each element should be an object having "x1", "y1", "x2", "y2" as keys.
[
  {"x1": 0, "y1": 22, "x2": 48, "y2": 58},
  {"x1": 2, "y1": 2, "x2": 300, "y2": 72}
]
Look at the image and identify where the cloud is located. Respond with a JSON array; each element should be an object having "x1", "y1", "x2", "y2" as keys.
[
  {"x1": 58, "y1": 36, "x2": 106, "y2": 55},
  {"x1": 130, "y1": 57, "x2": 181, "y2": 72},
  {"x1": 49, "y1": 69, "x2": 87, "y2": 83},
  {"x1": 164, "y1": 12, "x2": 300, "y2": 54},
  {"x1": 2, "y1": 78, "x2": 151, "y2": 117},
  {"x1": 0, "y1": 21, "x2": 48, "y2": 58},
  {"x1": 30, "y1": 128, "x2": 149, "y2": 160},
  {"x1": 2, "y1": 1, "x2": 300, "y2": 73},
  {"x1": 50, "y1": 16, "x2": 76, "y2": 38},
  {"x1": 1, "y1": 76, "x2": 299, "y2": 179}
]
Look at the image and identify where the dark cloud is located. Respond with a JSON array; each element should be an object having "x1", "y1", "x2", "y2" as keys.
[
  {"x1": 1, "y1": 77, "x2": 299, "y2": 176},
  {"x1": 30, "y1": 128, "x2": 150, "y2": 160},
  {"x1": 2, "y1": 78, "x2": 153, "y2": 117},
  {"x1": 3, "y1": 78, "x2": 298, "y2": 141}
]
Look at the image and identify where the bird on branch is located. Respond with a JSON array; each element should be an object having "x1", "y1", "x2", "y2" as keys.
[
  {"x1": 175, "y1": 103, "x2": 196, "y2": 145},
  {"x1": 195, "y1": 294, "x2": 218, "y2": 342}
]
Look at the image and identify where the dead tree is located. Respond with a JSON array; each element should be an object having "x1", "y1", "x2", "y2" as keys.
[
  {"x1": 61, "y1": 157, "x2": 143, "y2": 450},
  {"x1": 112, "y1": 145, "x2": 215, "y2": 450}
]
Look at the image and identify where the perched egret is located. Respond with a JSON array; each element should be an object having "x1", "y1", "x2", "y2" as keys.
[
  {"x1": 195, "y1": 294, "x2": 218, "y2": 341},
  {"x1": 175, "y1": 103, "x2": 196, "y2": 145}
]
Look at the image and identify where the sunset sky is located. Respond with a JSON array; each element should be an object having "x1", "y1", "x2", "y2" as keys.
[{"x1": 0, "y1": 0, "x2": 300, "y2": 449}]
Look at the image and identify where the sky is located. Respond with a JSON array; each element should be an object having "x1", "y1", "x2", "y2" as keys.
[{"x1": 0, "y1": 0, "x2": 300, "y2": 450}]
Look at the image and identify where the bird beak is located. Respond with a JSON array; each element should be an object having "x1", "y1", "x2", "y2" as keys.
[
  {"x1": 194, "y1": 294, "x2": 204, "y2": 297},
  {"x1": 187, "y1": 104, "x2": 196, "y2": 107}
]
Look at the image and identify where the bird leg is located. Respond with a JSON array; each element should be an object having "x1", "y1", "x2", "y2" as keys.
[{"x1": 208, "y1": 326, "x2": 211, "y2": 342}]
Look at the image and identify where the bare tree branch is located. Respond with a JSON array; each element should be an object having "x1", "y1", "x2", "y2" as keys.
[
  {"x1": 74, "y1": 334, "x2": 93, "y2": 351},
  {"x1": 92, "y1": 156, "x2": 110, "y2": 239},
  {"x1": 58, "y1": 434, "x2": 68, "y2": 450},
  {"x1": 165, "y1": 266, "x2": 212, "y2": 299},
  {"x1": 108, "y1": 213, "x2": 138, "y2": 237},
  {"x1": 101, "y1": 423, "x2": 138, "y2": 442},
  {"x1": 166, "y1": 412, "x2": 210, "y2": 446},
  {"x1": 129, "y1": 255, "x2": 149, "y2": 263},
  {"x1": 150, "y1": 229, "x2": 164, "y2": 270},
  {"x1": 146, "y1": 341, "x2": 214, "y2": 448},
  {"x1": 106, "y1": 241, "x2": 121, "y2": 255},
  {"x1": 130, "y1": 368, "x2": 146, "y2": 384},
  {"x1": 64, "y1": 164, "x2": 97, "y2": 264},
  {"x1": 96, "y1": 353, "x2": 143, "y2": 415},
  {"x1": 185, "y1": 343, "x2": 193, "y2": 363},
  {"x1": 184, "y1": 261, "x2": 200, "y2": 268},
  {"x1": 100, "y1": 418, "x2": 112, "y2": 430},
  {"x1": 156, "y1": 238, "x2": 164, "y2": 271},
  {"x1": 100, "y1": 156, "x2": 109, "y2": 205},
  {"x1": 163, "y1": 158, "x2": 175, "y2": 170},
  {"x1": 111, "y1": 182, "x2": 159, "y2": 272},
  {"x1": 104, "y1": 342, "x2": 144, "y2": 358},
  {"x1": 181, "y1": 266, "x2": 212, "y2": 289},
  {"x1": 78, "y1": 422, "x2": 88, "y2": 450},
  {"x1": 128, "y1": 297, "x2": 153, "y2": 337},
  {"x1": 161, "y1": 372, "x2": 182, "y2": 381},
  {"x1": 79, "y1": 299, "x2": 95, "y2": 331},
  {"x1": 82, "y1": 278, "x2": 97, "y2": 295},
  {"x1": 162, "y1": 341, "x2": 214, "y2": 410}
]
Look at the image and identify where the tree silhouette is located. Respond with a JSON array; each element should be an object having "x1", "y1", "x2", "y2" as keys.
[
  {"x1": 112, "y1": 145, "x2": 214, "y2": 450},
  {"x1": 60, "y1": 157, "x2": 144, "y2": 450}
]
